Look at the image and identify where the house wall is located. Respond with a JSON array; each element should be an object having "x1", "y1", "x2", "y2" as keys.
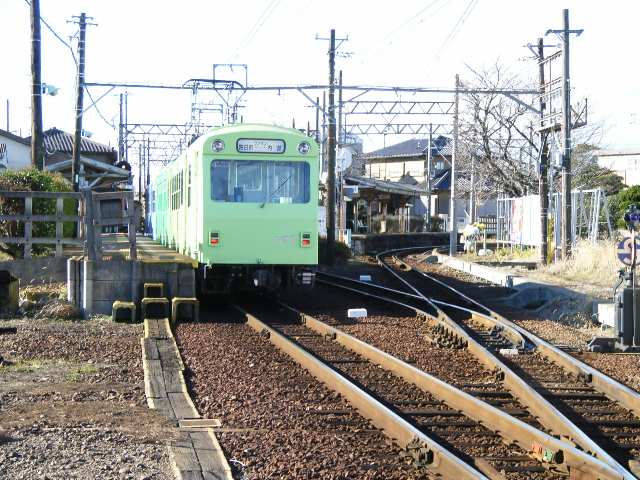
[
  {"x1": 368, "y1": 159, "x2": 426, "y2": 183},
  {"x1": 0, "y1": 137, "x2": 30, "y2": 170},
  {"x1": 597, "y1": 153, "x2": 640, "y2": 186}
]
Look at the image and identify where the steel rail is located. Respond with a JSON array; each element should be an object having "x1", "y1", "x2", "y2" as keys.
[
  {"x1": 401, "y1": 252, "x2": 640, "y2": 418},
  {"x1": 377, "y1": 250, "x2": 637, "y2": 479},
  {"x1": 232, "y1": 304, "x2": 489, "y2": 479},
  {"x1": 276, "y1": 301, "x2": 623, "y2": 480}
]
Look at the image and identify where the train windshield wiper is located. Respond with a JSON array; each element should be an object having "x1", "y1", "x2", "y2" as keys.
[{"x1": 260, "y1": 174, "x2": 293, "y2": 208}]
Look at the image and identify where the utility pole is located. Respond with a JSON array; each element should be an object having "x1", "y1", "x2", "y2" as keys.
[
  {"x1": 537, "y1": 38, "x2": 550, "y2": 265},
  {"x1": 316, "y1": 30, "x2": 348, "y2": 264},
  {"x1": 326, "y1": 29, "x2": 337, "y2": 265},
  {"x1": 137, "y1": 144, "x2": 142, "y2": 204},
  {"x1": 449, "y1": 74, "x2": 460, "y2": 256},
  {"x1": 5, "y1": 99, "x2": 9, "y2": 132},
  {"x1": 30, "y1": 0, "x2": 45, "y2": 169},
  {"x1": 546, "y1": 9, "x2": 582, "y2": 259},
  {"x1": 314, "y1": 96, "x2": 320, "y2": 144},
  {"x1": 118, "y1": 93, "x2": 124, "y2": 161},
  {"x1": 470, "y1": 154, "x2": 476, "y2": 223},
  {"x1": 337, "y1": 70, "x2": 343, "y2": 146},
  {"x1": 425, "y1": 125, "x2": 433, "y2": 227},
  {"x1": 70, "y1": 12, "x2": 95, "y2": 191},
  {"x1": 145, "y1": 138, "x2": 151, "y2": 232}
]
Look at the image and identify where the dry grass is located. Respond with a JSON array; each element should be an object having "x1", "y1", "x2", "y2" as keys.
[
  {"x1": 34, "y1": 299, "x2": 81, "y2": 320},
  {"x1": 538, "y1": 239, "x2": 619, "y2": 288}
]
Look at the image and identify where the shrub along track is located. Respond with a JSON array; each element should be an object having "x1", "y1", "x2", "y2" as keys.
[{"x1": 314, "y1": 249, "x2": 640, "y2": 479}]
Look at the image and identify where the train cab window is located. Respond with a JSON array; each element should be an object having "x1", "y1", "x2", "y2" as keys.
[{"x1": 211, "y1": 160, "x2": 309, "y2": 204}]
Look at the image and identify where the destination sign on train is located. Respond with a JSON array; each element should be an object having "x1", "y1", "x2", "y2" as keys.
[{"x1": 237, "y1": 138, "x2": 285, "y2": 154}]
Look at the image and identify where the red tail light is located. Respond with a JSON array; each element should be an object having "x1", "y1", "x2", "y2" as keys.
[
  {"x1": 210, "y1": 232, "x2": 220, "y2": 246},
  {"x1": 301, "y1": 233, "x2": 311, "y2": 247}
]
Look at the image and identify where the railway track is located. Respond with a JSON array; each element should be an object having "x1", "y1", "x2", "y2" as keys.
[
  {"x1": 310, "y1": 247, "x2": 640, "y2": 479},
  {"x1": 175, "y1": 305, "x2": 432, "y2": 479},
  {"x1": 235, "y1": 298, "x2": 621, "y2": 479}
]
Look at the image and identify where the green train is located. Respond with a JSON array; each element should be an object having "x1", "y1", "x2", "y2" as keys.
[{"x1": 149, "y1": 124, "x2": 318, "y2": 293}]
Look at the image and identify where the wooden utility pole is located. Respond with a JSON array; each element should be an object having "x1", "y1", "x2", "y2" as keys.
[
  {"x1": 537, "y1": 38, "x2": 550, "y2": 265},
  {"x1": 71, "y1": 12, "x2": 92, "y2": 191},
  {"x1": 326, "y1": 29, "x2": 337, "y2": 265},
  {"x1": 449, "y1": 74, "x2": 460, "y2": 256},
  {"x1": 30, "y1": 0, "x2": 45, "y2": 170}
]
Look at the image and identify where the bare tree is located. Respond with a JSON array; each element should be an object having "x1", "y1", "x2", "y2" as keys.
[{"x1": 458, "y1": 62, "x2": 540, "y2": 198}]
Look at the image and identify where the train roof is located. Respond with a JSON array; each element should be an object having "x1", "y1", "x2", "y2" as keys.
[{"x1": 203, "y1": 123, "x2": 308, "y2": 139}]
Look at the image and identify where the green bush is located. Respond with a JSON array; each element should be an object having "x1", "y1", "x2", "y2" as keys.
[
  {"x1": 0, "y1": 169, "x2": 75, "y2": 258},
  {"x1": 609, "y1": 186, "x2": 640, "y2": 229},
  {"x1": 318, "y1": 236, "x2": 352, "y2": 264}
]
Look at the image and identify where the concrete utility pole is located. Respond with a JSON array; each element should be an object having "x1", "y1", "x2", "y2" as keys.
[
  {"x1": 537, "y1": 38, "x2": 550, "y2": 265},
  {"x1": 70, "y1": 12, "x2": 94, "y2": 191},
  {"x1": 118, "y1": 93, "x2": 125, "y2": 161},
  {"x1": 425, "y1": 125, "x2": 433, "y2": 226},
  {"x1": 314, "y1": 96, "x2": 320, "y2": 143},
  {"x1": 30, "y1": 0, "x2": 45, "y2": 170},
  {"x1": 338, "y1": 70, "x2": 343, "y2": 146},
  {"x1": 326, "y1": 29, "x2": 337, "y2": 265},
  {"x1": 547, "y1": 9, "x2": 582, "y2": 259},
  {"x1": 449, "y1": 74, "x2": 460, "y2": 256}
]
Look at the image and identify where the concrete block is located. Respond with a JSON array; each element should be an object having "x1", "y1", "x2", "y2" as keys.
[
  {"x1": 347, "y1": 308, "x2": 367, "y2": 318},
  {"x1": 112, "y1": 301, "x2": 136, "y2": 323},
  {"x1": 92, "y1": 280, "x2": 132, "y2": 301},
  {"x1": 172, "y1": 297, "x2": 199, "y2": 324},
  {"x1": 437, "y1": 254, "x2": 514, "y2": 288},
  {"x1": 144, "y1": 282, "x2": 164, "y2": 298},
  {"x1": 142, "y1": 297, "x2": 170, "y2": 320},
  {"x1": 596, "y1": 302, "x2": 615, "y2": 328}
]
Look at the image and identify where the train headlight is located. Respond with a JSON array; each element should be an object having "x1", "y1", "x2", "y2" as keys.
[
  {"x1": 212, "y1": 139, "x2": 225, "y2": 152},
  {"x1": 297, "y1": 142, "x2": 310, "y2": 155}
]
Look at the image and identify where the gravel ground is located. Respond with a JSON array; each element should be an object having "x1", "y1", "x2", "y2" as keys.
[
  {"x1": 176, "y1": 307, "x2": 432, "y2": 480},
  {"x1": 0, "y1": 317, "x2": 173, "y2": 480},
  {"x1": 402, "y1": 258, "x2": 640, "y2": 394}
]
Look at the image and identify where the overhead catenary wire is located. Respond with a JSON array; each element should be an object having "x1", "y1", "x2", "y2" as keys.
[
  {"x1": 23, "y1": 0, "x2": 77, "y2": 64},
  {"x1": 230, "y1": 0, "x2": 282, "y2": 62},
  {"x1": 433, "y1": 0, "x2": 479, "y2": 61}
]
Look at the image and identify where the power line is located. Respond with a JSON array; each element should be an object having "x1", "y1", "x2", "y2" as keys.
[
  {"x1": 434, "y1": 0, "x2": 479, "y2": 61},
  {"x1": 23, "y1": 0, "x2": 76, "y2": 63},
  {"x1": 231, "y1": 0, "x2": 281, "y2": 61},
  {"x1": 358, "y1": 0, "x2": 446, "y2": 63}
]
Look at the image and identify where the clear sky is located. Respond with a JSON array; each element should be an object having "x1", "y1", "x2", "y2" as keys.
[{"x1": 1, "y1": 0, "x2": 639, "y2": 162}]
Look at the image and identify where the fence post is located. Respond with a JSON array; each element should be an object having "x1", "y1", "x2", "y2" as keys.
[
  {"x1": 127, "y1": 192, "x2": 137, "y2": 260},
  {"x1": 83, "y1": 189, "x2": 97, "y2": 262},
  {"x1": 55, "y1": 197, "x2": 63, "y2": 257},
  {"x1": 24, "y1": 193, "x2": 32, "y2": 258}
]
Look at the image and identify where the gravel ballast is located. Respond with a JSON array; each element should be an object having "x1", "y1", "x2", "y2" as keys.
[
  {"x1": 176, "y1": 308, "x2": 431, "y2": 480},
  {"x1": 0, "y1": 317, "x2": 173, "y2": 480}
]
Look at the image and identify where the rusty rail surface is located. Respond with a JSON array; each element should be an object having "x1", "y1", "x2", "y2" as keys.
[
  {"x1": 316, "y1": 268, "x2": 636, "y2": 480},
  {"x1": 233, "y1": 304, "x2": 489, "y2": 479},
  {"x1": 276, "y1": 301, "x2": 624, "y2": 480},
  {"x1": 376, "y1": 249, "x2": 640, "y2": 480}
]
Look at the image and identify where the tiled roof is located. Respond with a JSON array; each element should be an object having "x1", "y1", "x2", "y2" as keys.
[
  {"x1": 360, "y1": 136, "x2": 452, "y2": 160},
  {"x1": 25, "y1": 128, "x2": 115, "y2": 156},
  {"x1": 0, "y1": 129, "x2": 30, "y2": 146},
  {"x1": 345, "y1": 175, "x2": 425, "y2": 196}
]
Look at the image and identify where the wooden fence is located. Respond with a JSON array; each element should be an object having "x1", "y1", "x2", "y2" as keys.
[{"x1": 0, "y1": 190, "x2": 136, "y2": 260}]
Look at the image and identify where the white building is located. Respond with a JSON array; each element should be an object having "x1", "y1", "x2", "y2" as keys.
[
  {"x1": 595, "y1": 149, "x2": 640, "y2": 186},
  {"x1": 0, "y1": 129, "x2": 31, "y2": 170}
]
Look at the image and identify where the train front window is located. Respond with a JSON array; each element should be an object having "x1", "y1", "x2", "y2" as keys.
[{"x1": 211, "y1": 160, "x2": 310, "y2": 204}]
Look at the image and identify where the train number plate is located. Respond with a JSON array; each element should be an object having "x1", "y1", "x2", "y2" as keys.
[{"x1": 237, "y1": 138, "x2": 285, "y2": 154}]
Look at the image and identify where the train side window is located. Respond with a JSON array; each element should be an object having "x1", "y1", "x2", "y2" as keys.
[
  {"x1": 211, "y1": 160, "x2": 230, "y2": 201},
  {"x1": 187, "y1": 165, "x2": 192, "y2": 207}
]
